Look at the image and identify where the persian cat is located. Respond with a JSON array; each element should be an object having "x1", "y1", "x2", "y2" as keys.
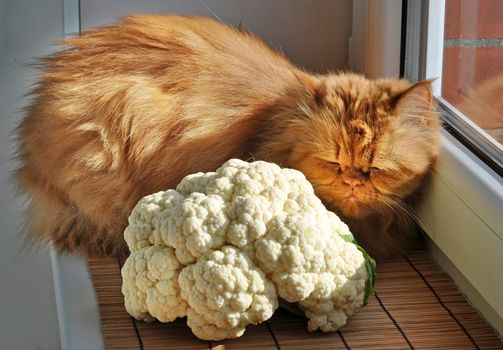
[{"x1": 16, "y1": 15, "x2": 440, "y2": 258}]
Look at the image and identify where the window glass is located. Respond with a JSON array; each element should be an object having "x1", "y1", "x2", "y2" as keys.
[{"x1": 442, "y1": 0, "x2": 503, "y2": 146}]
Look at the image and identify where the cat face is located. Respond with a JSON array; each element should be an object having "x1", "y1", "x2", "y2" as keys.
[{"x1": 283, "y1": 74, "x2": 441, "y2": 219}]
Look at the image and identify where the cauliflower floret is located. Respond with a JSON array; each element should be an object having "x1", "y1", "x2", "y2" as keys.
[
  {"x1": 163, "y1": 192, "x2": 230, "y2": 264},
  {"x1": 121, "y1": 159, "x2": 376, "y2": 341},
  {"x1": 178, "y1": 246, "x2": 278, "y2": 340},
  {"x1": 121, "y1": 246, "x2": 186, "y2": 322},
  {"x1": 126, "y1": 190, "x2": 230, "y2": 265},
  {"x1": 124, "y1": 190, "x2": 183, "y2": 251}
]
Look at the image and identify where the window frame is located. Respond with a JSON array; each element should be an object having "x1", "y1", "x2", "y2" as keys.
[{"x1": 438, "y1": 98, "x2": 503, "y2": 174}]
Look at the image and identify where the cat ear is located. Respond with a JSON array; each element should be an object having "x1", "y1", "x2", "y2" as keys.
[
  {"x1": 395, "y1": 79, "x2": 435, "y2": 126},
  {"x1": 294, "y1": 72, "x2": 326, "y2": 108}
]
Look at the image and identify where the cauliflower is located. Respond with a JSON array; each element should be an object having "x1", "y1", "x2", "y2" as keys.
[{"x1": 121, "y1": 159, "x2": 376, "y2": 340}]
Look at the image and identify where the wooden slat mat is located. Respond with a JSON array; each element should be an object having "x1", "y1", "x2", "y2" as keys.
[{"x1": 88, "y1": 251, "x2": 502, "y2": 349}]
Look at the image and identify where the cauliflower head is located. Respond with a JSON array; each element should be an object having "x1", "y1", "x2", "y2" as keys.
[{"x1": 121, "y1": 159, "x2": 376, "y2": 340}]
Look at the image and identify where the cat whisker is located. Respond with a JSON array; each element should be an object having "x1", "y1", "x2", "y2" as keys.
[
  {"x1": 199, "y1": 0, "x2": 223, "y2": 22},
  {"x1": 380, "y1": 196, "x2": 433, "y2": 234},
  {"x1": 395, "y1": 198, "x2": 433, "y2": 232}
]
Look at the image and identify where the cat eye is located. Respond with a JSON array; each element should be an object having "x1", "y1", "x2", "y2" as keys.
[
  {"x1": 323, "y1": 160, "x2": 341, "y2": 171},
  {"x1": 369, "y1": 167, "x2": 383, "y2": 174}
]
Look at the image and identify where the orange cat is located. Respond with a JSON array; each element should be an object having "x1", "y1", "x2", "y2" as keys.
[{"x1": 16, "y1": 15, "x2": 440, "y2": 258}]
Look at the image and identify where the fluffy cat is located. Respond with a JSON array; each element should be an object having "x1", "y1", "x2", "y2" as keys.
[{"x1": 16, "y1": 15, "x2": 440, "y2": 258}]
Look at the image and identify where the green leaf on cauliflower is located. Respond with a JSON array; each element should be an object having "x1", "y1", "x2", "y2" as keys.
[{"x1": 340, "y1": 233, "x2": 376, "y2": 306}]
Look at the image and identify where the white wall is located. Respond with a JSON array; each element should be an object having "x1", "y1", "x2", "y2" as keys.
[
  {"x1": 80, "y1": 0, "x2": 353, "y2": 73},
  {"x1": 0, "y1": 0, "x2": 63, "y2": 349}
]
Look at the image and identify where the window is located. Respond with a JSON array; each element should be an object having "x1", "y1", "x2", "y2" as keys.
[
  {"x1": 404, "y1": 0, "x2": 502, "y2": 173},
  {"x1": 442, "y1": 0, "x2": 503, "y2": 147}
]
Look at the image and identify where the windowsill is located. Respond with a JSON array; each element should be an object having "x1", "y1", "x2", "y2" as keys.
[
  {"x1": 50, "y1": 247, "x2": 105, "y2": 350},
  {"x1": 417, "y1": 130, "x2": 503, "y2": 336}
]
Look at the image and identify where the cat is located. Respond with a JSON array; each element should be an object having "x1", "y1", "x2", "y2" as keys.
[
  {"x1": 16, "y1": 14, "x2": 441, "y2": 258},
  {"x1": 455, "y1": 73, "x2": 503, "y2": 144}
]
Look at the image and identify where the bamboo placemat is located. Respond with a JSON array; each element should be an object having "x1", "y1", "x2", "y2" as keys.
[{"x1": 88, "y1": 251, "x2": 502, "y2": 349}]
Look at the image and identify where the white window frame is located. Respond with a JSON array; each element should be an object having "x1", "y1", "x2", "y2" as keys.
[{"x1": 352, "y1": 0, "x2": 503, "y2": 335}]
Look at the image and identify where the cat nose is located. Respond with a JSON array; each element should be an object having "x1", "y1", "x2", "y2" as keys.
[{"x1": 344, "y1": 179, "x2": 362, "y2": 189}]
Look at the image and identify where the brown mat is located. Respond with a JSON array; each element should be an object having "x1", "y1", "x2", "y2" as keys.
[{"x1": 88, "y1": 251, "x2": 502, "y2": 349}]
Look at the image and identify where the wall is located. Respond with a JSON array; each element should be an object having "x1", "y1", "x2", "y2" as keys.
[
  {"x1": 80, "y1": 0, "x2": 353, "y2": 73},
  {"x1": 0, "y1": 0, "x2": 63, "y2": 348}
]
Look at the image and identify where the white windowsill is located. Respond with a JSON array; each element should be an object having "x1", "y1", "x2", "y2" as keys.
[
  {"x1": 50, "y1": 247, "x2": 105, "y2": 350},
  {"x1": 417, "y1": 131, "x2": 503, "y2": 336}
]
